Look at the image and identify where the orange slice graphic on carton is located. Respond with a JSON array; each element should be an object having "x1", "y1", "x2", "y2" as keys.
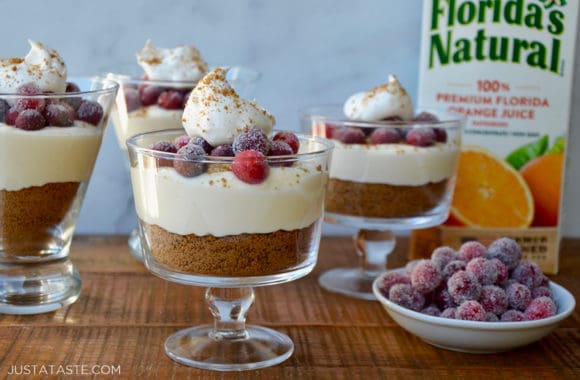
[{"x1": 447, "y1": 145, "x2": 534, "y2": 228}]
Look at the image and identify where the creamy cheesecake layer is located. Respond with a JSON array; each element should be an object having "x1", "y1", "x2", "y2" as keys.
[
  {"x1": 329, "y1": 141, "x2": 459, "y2": 186},
  {"x1": 0, "y1": 123, "x2": 103, "y2": 191},
  {"x1": 111, "y1": 105, "x2": 183, "y2": 149},
  {"x1": 131, "y1": 163, "x2": 327, "y2": 236}
]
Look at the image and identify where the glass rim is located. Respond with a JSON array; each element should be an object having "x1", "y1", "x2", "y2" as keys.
[
  {"x1": 104, "y1": 65, "x2": 261, "y2": 87},
  {"x1": 126, "y1": 128, "x2": 334, "y2": 164},
  {"x1": 0, "y1": 76, "x2": 119, "y2": 98},
  {"x1": 300, "y1": 104, "x2": 466, "y2": 129}
]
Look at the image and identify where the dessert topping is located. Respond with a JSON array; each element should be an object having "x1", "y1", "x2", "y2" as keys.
[{"x1": 136, "y1": 40, "x2": 208, "y2": 82}]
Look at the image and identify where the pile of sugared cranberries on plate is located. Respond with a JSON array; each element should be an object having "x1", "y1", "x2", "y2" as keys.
[
  {"x1": 122, "y1": 78, "x2": 194, "y2": 112},
  {"x1": 379, "y1": 237, "x2": 558, "y2": 322},
  {"x1": 148, "y1": 128, "x2": 300, "y2": 184},
  {"x1": 328, "y1": 111, "x2": 446, "y2": 147},
  {"x1": 0, "y1": 82, "x2": 104, "y2": 130}
]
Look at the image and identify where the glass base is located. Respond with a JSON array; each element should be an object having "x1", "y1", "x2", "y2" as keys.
[
  {"x1": 164, "y1": 324, "x2": 294, "y2": 371},
  {"x1": 319, "y1": 267, "x2": 379, "y2": 301},
  {"x1": 0, "y1": 258, "x2": 81, "y2": 314},
  {"x1": 128, "y1": 228, "x2": 143, "y2": 263}
]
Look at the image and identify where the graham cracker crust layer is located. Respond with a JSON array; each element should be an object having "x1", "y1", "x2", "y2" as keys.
[
  {"x1": 142, "y1": 221, "x2": 317, "y2": 276},
  {"x1": 0, "y1": 182, "x2": 80, "y2": 255},
  {"x1": 325, "y1": 178, "x2": 449, "y2": 218}
]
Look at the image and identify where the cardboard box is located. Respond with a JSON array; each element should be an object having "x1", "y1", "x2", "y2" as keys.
[{"x1": 412, "y1": 0, "x2": 580, "y2": 273}]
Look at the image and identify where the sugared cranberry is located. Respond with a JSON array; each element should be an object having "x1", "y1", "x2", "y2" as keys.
[
  {"x1": 174, "y1": 144, "x2": 206, "y2": 177},
  {"x1": 410, "y1": 259, "x2": 442, "y2": 294},
  {"x1": 14, "y1": 109, "x2": 46, "y2": 131},
  {"x1": 406, "y1": 128, "x2": 435, "y2": 147},
  {"x1": 491, "y1": 258, "x2": 509, "y2": 285},
  {"x1": 466, "y1": 257, "x2": 498, "y2": 285},
  {"x1": 66, "y1": 82, "x2": 80, "y2": 93},
  {"x1": 63, "y1": 82, "x2": 82, "y2": 110},
  {"x1": 532, "y1": 286, "x2": 554, "y2": 301},
  {"x1": 268, "y1": 140, "x2": 293, "y2": 156},
  {"x1": 442, "y1": 260, "x2": 466, "y2": 280},
  {"x1": 173, "y1": 135, "x2": 191, "y2": 150},
  {"x1": 506, "y1": 282, "x2": 532, "y2": 311},
  {"x1": 487, "y1": 237, "x2": 522, "y2": 270},
  {"x1": 432, "y1": 285, "x2": 456, "y2": 310},
  {"x1": 140, "y1": 85, "x2": 164, "y2": 106},
  {"x1": 44, "y1": 103, "x2": 75, "y2": 127},
  {"x1": 431, "y1": 246, "x2": 457, "y2": 270},
  {"x1": 388, "y1": 283, "x2": 425, "y2": 312},
  {"x1": 447, "y1": 270, "x2": 481, "y2": 304},
  {"x1": 500, "y1": 309, "x2": 526, "y2": 322},
  {"x1": 456, "y1": 300, "x2": 486, "y2": 321},
  {"x1": 157, "y1": 90, "x2": 183, "y2": 110},
  {"x1": 210, "y1": 144, "x2": 235, "y2": 157},
  {"x1": 413, "y1": 111, "x2": 439, "y2": 123},
  {"x1": 379, "y1": 271, "x2": 411, "y2": 298},
  {"x1": 433, "y1": 128, "x2": 447, "y2": 143},
  {"x1": 0, "y1": 99, "x2": 9, "y2": 122},
  {"x1": 441, "y1": 307, "x2": 457, "y2": 319},
  {"x1": 149, "y1": 141, "x2": 177, "y2": 153},
  {"x1": 457, "y1": 241, "x2": 487, "y2": 261},
  {"x1": 232, "y1": 150, "x2": 270, "y2": 184},
  {"x1": 4, "y1": 107, "x2": 19, "y2": 125},
  {"x1": 188, "y1": 136, "x2": 213, "y2": 154},
  {"x1": 15, "y1": 83, "x2": 45, "y2": 112},
  {"x1": 77, "y1": 100, "x2": 104, "y2": 126},
  {"x1": 370, "y1": 128, "x2": 401, "y2": 144},
  {"x1": 421, "y1": 304, "x2": 442, "y2": 317},
  {"x1": 485, "y1": 312, "x2": 499, "y2": 322},
  {"x1": 123, "y1": 87, "x2": 141, "y2": 112},
  {"x1": 512, "y1": 261, "x2": 544, "y2": 289},
  {"x1": 273, "y1": 131, "x2": 300, "y2": 153},
  {"x1": 334, "y1": 126, "x2": 366, "y2": 144},
  {"x1": 479, "y1": 285, "x2": 508, "y2": 315},
  {"x1": 405, "y1": 259, "x2": 420, "y2": 275},
  {"x1": 233, "y1": 128, "x2": 270, "y2": 155},
  {"x1": 524, "y1": 296, "x2": 556, "y2": 320}
]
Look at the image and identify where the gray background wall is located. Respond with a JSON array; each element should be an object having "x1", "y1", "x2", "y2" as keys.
[{"x1": 2, "y1": 0, "x2": 579, "y2": 236}]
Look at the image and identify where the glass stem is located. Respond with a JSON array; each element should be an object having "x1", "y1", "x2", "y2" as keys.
[
  {"x1": 354, "y1": 229, "x2": 396, "y2": 278},
  {"x1": 206, "y1": 287, "x2": 254, "y2": 341}
]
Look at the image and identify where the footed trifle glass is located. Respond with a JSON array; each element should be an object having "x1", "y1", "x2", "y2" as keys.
[
  {"x1": 302, "y1": 105, "x2": 464, "y2": 300},
  {"x1": 107, "y1": 67, "x2": 260, "y2": 262},
  {"x1": 127, "y1": 129, "x2": 332, "y2": 371},
  {"x1": 0, "y1": 77, "x2": 118, "y2": 314}
]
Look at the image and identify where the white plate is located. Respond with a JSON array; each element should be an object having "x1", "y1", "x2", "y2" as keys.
[{"x1": 373, "y1": 269, "x2": 576, "y2": 353}]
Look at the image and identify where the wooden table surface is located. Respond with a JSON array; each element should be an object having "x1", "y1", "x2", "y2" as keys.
[{"x1": 0, "y1": 236, "x2": 578, "y2": 379}]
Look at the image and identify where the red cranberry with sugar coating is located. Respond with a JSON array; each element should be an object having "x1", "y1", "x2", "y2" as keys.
[
  {"x1": 188, "y1": 136, "x2": 213, "y2": 154},
  {"x1": 421, "y1": 304, "x2": 441, "y2": 317},
  {"x1": 157, "y1": 90, "x2": 183, "y2": 109},
  {"x1": 431, "y1": 246, "x2": 456, "y2": 270},
  {"x1": 273, "y1": 131, "x2": 300, "y2": 153},
  {"x1": 447, "y1": 270, "x2": 481, "y2": 304},
  {"x1": 487, "y1": 237, "x2": 522, "y2": 270},
  {"x1": 174, "y1": 144, "x2": 206, "y2": 177},
  {"x1": 334, "y1": 126, "x2": 366, "y2": 144},
  {"x1": 441, "y1": 307, "x2": 457, "y2": 319},
  {"x1": 466, "y1": 257, "x2": 498, "y2": 285},
  {"x1": 15, "y1": 109, "x2": 46, "y2": 131},
  {"x1": 410, "y1": 259, "x2": 443, "y2": 294},
  {"x1": 432, "y1": 285, "x2": 456, "y2": 310},
  {"x1": 458, "y1": 241, "x2": 487, "y2": 261},
  {"x1": 64, "y1": 82, "x2": 82, "y2": 110},
  {"x1": 406, "y1": 128, "x2": 435, "y2": 147},
  {"x1": 233, "y1": 128, "x2": 270, "y2": 155},
  {"x1": 15, "y1": 83, "x2": 45, "y2": 112},
  {"x1": 140, "y1": 85, "x2": 164, "y2": 106},
  {"x1": 77, "y1": 100, "x2": 104, "y2": 126},
  {"x1": 506, "y1": 282, "x2": 532, "y2": 311},
  {"x1": 512, "y1": 261, "x2": 544, "y2": 289},
  {"x1": 491, "y1": 258, "x2": 508, "y2": 285},
  {"x1": 123, "y1": 87, "x2": 141, "y2": 112},
  {"x1": 232, "y1": 150, "x2": 270, "y2": 184},
  {"x1": 442, "y1": 260, "x2": 466, "y2": 280},
  {"x1": 173, "y1": 135, "x2": 191, "y2": 150},
  {"x1": 379, "y1": 271, "x2": 411, "y2": 298},
  {"x1": 500, "y1": 309, "x2": 526, "y2": 322},
  {"x1": 479, "y1": 285, "x2": 508, "y2": 315},
  {"x1": 388, "y1": 283, "x2": 425, "y2": 312},
  {"x1": 532, "y1": 286, "x2": 554, "y2": 301},
  {"x1": 268, "y1": 140, "x2": 293, "y2": 156},
  {"x1": 44, "y1": 102, "x2": 75, "y2": 127},
  {"x1": 5, "y1": 107, "x2": 19, "y2": 125},
  {"x1": 370, "y1": 128, "x2": 401, "y2": 144},
  {"x1": 485, "y1": 312, "x2": 499, "y2": 322},
  {"x1": 524, "y1": 296, "x2": 556, "y2": 320},
  {"x1": 456, "y1": 300, "x2": 486, "y2": 321},
  {"x1": 210, "y1": 144, "x2": 235, "y2": 157},
  {"x1": 149, "y1": 140, "x2": 177, "y2": 153}
]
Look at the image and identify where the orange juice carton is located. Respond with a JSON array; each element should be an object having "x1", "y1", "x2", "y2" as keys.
[{"x1": 412, "y1": 0, "x2": 579, "y2": 273}]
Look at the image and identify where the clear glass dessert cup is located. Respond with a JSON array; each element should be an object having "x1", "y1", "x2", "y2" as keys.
[
  {"x1": 0, "y1": 77, "x2": 119, "y2": 314},
  {"x1": 105, "y1": 67, "x2": 260, "y2": 263},
  {"x1": 302, "y1": 105, "x2": 464, "y2": 300},
  {"x1": 127, "y1": 129, "x2": 333, "y2": 371}
]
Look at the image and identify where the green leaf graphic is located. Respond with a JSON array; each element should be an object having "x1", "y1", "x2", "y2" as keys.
[
  {"x1": 539, "y1": 0, "x2": 567, "y2": 9},
  {"x1": 505, "y1": 135, "x2": 549, "y2": 170},
  {"x1": 548, "y1": 136, "x2": 566, "y2": 154}
]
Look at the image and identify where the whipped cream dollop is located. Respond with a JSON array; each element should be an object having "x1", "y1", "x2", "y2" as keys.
[
  {"x1": 0, "y1": 39, "x2": 67, "y2": 93},
  {"x1": 343, "y1": 75, "x2": 413, "y2": 121},
  {"x1": 182, "y1": 67, "x2": 275, "y2": 146},
  {"x1": 136, "y1": 40, "x2": 209, "y2": 82}
]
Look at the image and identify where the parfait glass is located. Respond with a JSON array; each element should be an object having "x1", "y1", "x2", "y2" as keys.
[
  {"x1": 302, "y1": 106, "x2": 464, "y2": 300},
  {"x1": 0, "y1": 77, "x2": 118, "y2": 314},
  {"x1": 106, "y1": 67, "x2": 260, "y2": 262},
  {"x1": 127, "y1": 129, "x2": 332, "y2": 370}
]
